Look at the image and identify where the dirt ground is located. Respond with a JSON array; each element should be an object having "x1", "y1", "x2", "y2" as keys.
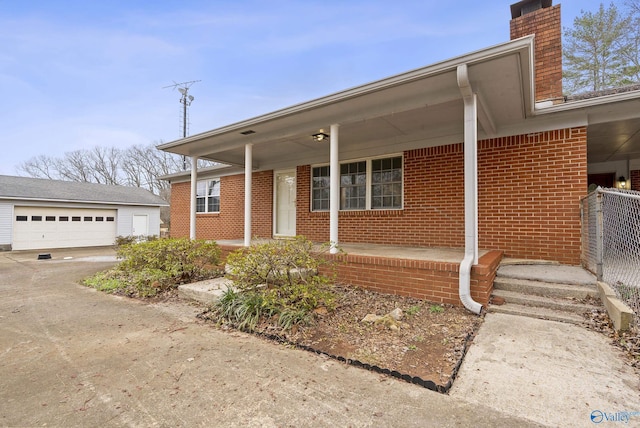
[
  {"x1": 201, "y1": 285, "x2": 482, "y2": 388},
  {"x1": 0, "y1": 248, "x2": 540, "y2": 427}
]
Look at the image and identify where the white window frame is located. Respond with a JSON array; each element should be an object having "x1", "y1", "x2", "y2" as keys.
[
  {"x1": 196, "y1": 178, "x2": 221, "y2": 213},
  {"x1": 311, "y1": 154, "x2": 403, "y2": 212}
]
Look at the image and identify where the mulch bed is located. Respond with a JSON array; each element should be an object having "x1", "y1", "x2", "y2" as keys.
[{"x1": 198, "y1": 284, "x2": 484, "y2": 392}]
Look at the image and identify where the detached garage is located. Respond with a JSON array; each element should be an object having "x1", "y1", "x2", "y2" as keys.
[{"x1": 0, "y1": 175, "x2": 168, "y2": 251}]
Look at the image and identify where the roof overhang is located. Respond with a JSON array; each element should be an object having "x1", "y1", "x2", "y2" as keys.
[
  {"x1": 0, "y1": 196, "x2": 168, "y2": 207},
  {"x1": 158, "y1": 36, "x2": 538, "y2": 171}
]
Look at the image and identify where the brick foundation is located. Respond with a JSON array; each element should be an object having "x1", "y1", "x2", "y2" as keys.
[{"x1": 216, "y1": 243, "x2": 502, "y2": 307}]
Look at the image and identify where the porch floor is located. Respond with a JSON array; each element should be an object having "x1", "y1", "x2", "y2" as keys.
[{"x1": 215, "y1": 239, "x2": 489, "y2": 263}]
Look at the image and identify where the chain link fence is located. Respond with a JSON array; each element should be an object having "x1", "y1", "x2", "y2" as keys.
[{"x1": 581, "y1": 188, "x2": 640, "y2": 327}]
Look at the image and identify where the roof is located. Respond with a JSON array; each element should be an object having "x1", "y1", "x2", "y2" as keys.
[
  {"x1": 158, "y1": 32, "x2": 640, "y2": 168},
  {"x1": 158, "y1": 36, "x2": 537, "y2": 171},
  {"x1": 0, "y1": 175, "x2": 168, "y2": 206}
]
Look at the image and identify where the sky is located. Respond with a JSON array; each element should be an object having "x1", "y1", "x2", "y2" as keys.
[{"x1": 0, "y1": 0, "x2": 602, "y2": 175}]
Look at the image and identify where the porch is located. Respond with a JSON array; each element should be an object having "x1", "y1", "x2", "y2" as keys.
[{"x1": 216, "y1": 240, "x2": 503, "y2": 307}]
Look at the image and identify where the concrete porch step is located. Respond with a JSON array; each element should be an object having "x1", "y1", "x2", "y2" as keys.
[
  {"x1": 493, "y1": 277, "x2": 598, "y2": 300},
  {"x1": 496, "y1": 264, "x2": 596, "y2": 286},
  {"x1": 491, "y1": 289, "x2": 598, "y2": 314},
  {"x1": 178, "y1": 277, "x2": 233, "y2": 305},
  {"x1": 488, "y1": 302, "x2": 586, "y2": 325}
]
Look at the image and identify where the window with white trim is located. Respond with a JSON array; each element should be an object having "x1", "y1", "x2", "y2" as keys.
[
  {"x1": 311, "y1": 166, "x2": 330, "y2": 211},
  {"x1": 311, "y1": 155, "x2": 403, "y2": 211},
  {"x1": 372, "y1": 156, "x2": 402, "y2": 209},
  {"x1": 196, "y1": 179, "x2": 220, "y2": 213}
]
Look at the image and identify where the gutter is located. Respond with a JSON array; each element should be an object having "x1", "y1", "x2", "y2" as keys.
[{"x1": 456, "y1": 64, "x2": 483, "y2": 315}]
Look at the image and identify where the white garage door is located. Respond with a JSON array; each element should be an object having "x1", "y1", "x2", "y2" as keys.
[{"x1": 13, "y1": 207, "x2": 117, "y2": 250}]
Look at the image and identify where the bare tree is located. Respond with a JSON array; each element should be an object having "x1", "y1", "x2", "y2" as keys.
[
  {"x1": 89, "y1": 146, "x2": 122, "y2": 185},
  {"x1": 55, "y1": 150, "x2": 94, "y2": 182},
  {"x1": 17, "y1": 155, "x2": 58, "y2": 179},
  {"x1": 17, "y1": 142, "x2": 213, "y2": 199}
]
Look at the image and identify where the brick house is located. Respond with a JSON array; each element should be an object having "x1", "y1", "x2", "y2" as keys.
[{"x1": 159, "y1": 0, "x2": 640, "y2": 312}]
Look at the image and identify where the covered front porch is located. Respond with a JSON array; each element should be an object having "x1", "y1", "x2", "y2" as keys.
[{"x1": 216, "y1": 240, "x2": 503, "y2": 306}]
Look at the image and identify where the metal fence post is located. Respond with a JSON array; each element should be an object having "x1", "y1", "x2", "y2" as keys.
[{"x1": 595, "y1": 190, "x2": 603, "y2": 281}]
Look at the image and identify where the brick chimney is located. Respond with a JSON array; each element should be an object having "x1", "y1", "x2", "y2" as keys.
[{"x1": 510, "y1": 0, "x2": 562, "y2": 103}]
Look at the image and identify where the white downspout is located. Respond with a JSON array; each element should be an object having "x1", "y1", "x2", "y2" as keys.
[
  {"x1": 190, "y1": 156, "x2": 198, "y2": 240},
  {"x1": 244, "y1": 144, "x2": 253, "y2": 247},
  {"x1": 329, "y1": 124, "x2": 340, "y2": 254},
  {"x1": 457, "y1": 64, "x2": 482, "y2": 314}
]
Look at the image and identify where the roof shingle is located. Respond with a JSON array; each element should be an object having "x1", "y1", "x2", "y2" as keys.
[{"x1": 0, "y1": 175, "x2": 168, "y2": 206}]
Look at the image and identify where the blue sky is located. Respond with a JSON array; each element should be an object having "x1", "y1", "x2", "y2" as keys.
[{"x1": 0, "y1": 0, "x2": 598, "y2": 175}]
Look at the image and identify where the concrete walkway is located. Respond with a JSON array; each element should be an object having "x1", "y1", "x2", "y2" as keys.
[{"x1": 451, "y1": 313, "x2": 640, "y2": 427}]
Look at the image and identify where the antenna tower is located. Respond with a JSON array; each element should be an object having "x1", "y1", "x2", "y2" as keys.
[{"x1": 163, "y1": 80, "x2": 201, "y2": 169}]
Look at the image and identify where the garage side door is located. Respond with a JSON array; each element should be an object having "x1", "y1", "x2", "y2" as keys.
[{"x1": 13, "y1": 207, "x2": 117, "y2": 250}]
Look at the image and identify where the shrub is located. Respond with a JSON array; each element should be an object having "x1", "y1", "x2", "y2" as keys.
[
  {"x1": 84, "y1": 238, "x2": 222, "y2": 298},
  {"x1": 215, "y1": 237, "x2": 336, "y2": 332},
  {"x1": 114, "y1": 235, "x2": 158, "y2": 248}
]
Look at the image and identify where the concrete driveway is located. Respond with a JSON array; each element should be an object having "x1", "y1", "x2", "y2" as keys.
[
  {"x1": 0, "y1": 247, "x2": 539, "y2": 427},
  {"x1": 3, "y1": 247, "x2": 639, "y2": 427}
]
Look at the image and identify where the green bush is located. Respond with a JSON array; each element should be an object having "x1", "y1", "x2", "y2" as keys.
[
  {"x1": 114, "y1": 235, "x2": 158, "y2": 248},
  {"x1": 215, "y1": 237, "x2": 336, "y2": 332},
  {"x1": 84, "y1": 238, "x2": 222, "y2": 298}
]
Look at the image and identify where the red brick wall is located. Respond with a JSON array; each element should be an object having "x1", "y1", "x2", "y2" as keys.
[
  {"x1": 478, "y1": 128, "x2": 586, "y2": 264},
  {"x1": 170, "y1": 171, "x2": 273, "y2": 240},
  {"x1": 631, "y1": 170, "x2": 640, "y2": 191},
  {"x1": 510, "y1": 4, "x2": 562, "y2": 102},
  {"x1": 296, "y1": 127, "x2": 587, "y2": 264},
  {"x1": 172, "y1": 128, "x2": 587, "y2": 265}
]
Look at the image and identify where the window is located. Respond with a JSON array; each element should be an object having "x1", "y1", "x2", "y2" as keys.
[
  {"x1": 340, "y1": 161, "x2": 366, "y2": 210},
  {"x1": 311, "y1": 166, "x2": 330, "y2": 211},
  {"x1": 196, "y1": 179, "x2": 220, "y2": 213},
  {"x1": 16, "y1": 216, "x2": 27, "y2": 221},
  {"x1": 59, "y1": 216, "x2": 69, "y2": 221},
  {"x1": 106, "y1": 217, "x2": 115, "y2": 222},
  {"x1": 32, "y1": 216, "x2": 42, "y2": 221},
  {"x1": 84, "y1": 216, "x2": 92, "y2": 221},
  {"x1": 372, "y1": 157, "x2": 402, "y2": 209},
  {"x1": 311, "y1": 155, "x2": 403, "y2": 211},
  {"x1": 46, "y1": 216, "x2": 56, "y2": 221},
  {"x1": 96, "y1": 216, "x2": 104, "y2": 222},
  {"x1": 72, "y1": 216, "x2": 81, "y2": 222}
]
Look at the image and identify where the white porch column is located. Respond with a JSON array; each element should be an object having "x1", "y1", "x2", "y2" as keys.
[
  {"x1": 189, "y1": 156, "x2": 198, "y2": 240},
  {"x1": 244, "y1": 144, "x2": 253, "y2": 247},
  {"x1": 329, "y1": 124, "x2": 340, "y2": 254}
]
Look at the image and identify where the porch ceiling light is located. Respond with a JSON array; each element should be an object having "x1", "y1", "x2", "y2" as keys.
[
  {"x1": 619, "y1": 176, "x2": 627, "y2": 188},
  {"x1": 312, "y1": 132, "x2": 329, "y2": 142}
]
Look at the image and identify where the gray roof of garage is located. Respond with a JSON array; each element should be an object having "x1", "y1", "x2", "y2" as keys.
[{"x1": 0, "y1": 175, "x2": 168, "y2": 206}]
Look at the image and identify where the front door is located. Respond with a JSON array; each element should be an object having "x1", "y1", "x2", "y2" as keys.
[{"x1": 274, "y1": 170, "x2": 296, "y2": 237}]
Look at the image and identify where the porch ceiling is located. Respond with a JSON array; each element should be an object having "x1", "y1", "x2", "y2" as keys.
[
  {"x1": 158, "y1": 38, "x2": 536, "y2": 171},
  {"x1": 588, "y1": 116, "x2": 640, "y2": 163}
]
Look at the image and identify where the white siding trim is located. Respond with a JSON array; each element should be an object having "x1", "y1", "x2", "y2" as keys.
[{"x1": 0, "y1": 202, "x2": 13, "y2": 248}]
